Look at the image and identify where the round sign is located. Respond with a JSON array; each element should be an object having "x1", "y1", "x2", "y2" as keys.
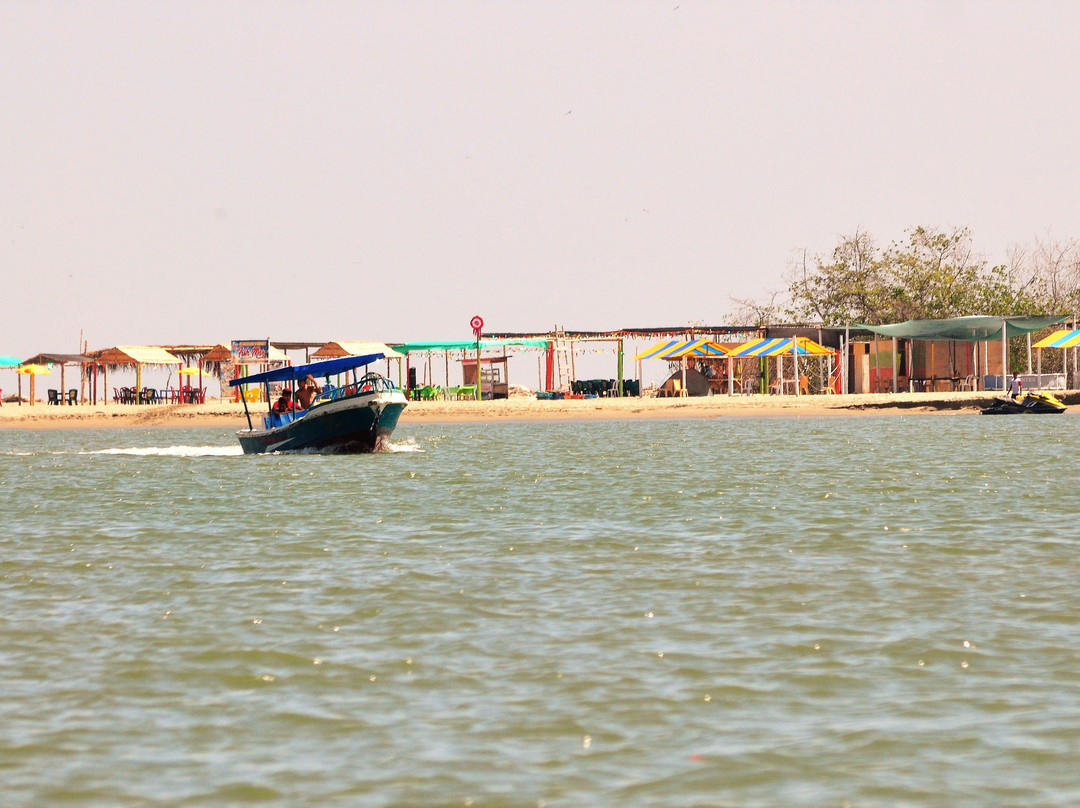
[{"x1": 470, "y1": 315, "x2": 484, "y2": 331}]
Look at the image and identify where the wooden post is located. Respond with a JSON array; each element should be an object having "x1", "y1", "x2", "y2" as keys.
[
  {"x1": 792, "y1": 337, "x2": 799, "y2": 396},
  {"x1": 891, "y1": 337, "x2": 898, "y2": 393},
  {"x1": 616, "y1": 339, "x2": 624, "y2": 396},
  {"x1": 1001, "y1": 320, "x2": 1008, "y2": 388}
]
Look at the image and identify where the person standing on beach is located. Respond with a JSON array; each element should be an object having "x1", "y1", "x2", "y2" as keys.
[{"x1": 1009, "y1": 372, "x2": 1023, "y2": 398}]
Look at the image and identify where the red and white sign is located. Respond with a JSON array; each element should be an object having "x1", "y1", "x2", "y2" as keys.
[{"x1": 470, "y1": 315, "x2": 484, "y2": 335}]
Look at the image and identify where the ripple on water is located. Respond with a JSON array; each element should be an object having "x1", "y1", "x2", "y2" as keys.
[{"x1": 3, "y1": 417, "x2": 1080, "y2": 806}]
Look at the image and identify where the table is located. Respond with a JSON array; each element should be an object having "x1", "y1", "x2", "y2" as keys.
[
  {"x1": 910, "y1": 377, "x2": 962, "y2": 393},
  {"x1": 445, "y1": 385, "x2": 477, "y2": 400}
]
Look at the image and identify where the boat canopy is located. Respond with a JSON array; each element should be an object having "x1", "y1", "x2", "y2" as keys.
[
  {"x1": 856, "y1": 315, "x2": 1067, "y2": 341},
  {"x1": 228, "y1": 352, "x2": 387, "y2": 388}
]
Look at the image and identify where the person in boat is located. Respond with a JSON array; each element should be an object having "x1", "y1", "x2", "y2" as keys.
[
  {"x1": 1008, "y1": 372, "x2": 1023, "y2": 399},
  {"x1": 295, "y1": 375, "x2": 320, "y2": 409},
  {"x1": 272, "y1": 388, "x2": 293, "y2": 413}
]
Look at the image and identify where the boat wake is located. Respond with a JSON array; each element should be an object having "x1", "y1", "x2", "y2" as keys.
[
  {"x1": 82, "y1": 445, "x2": 245, "y2": 457},
  {"x1": 380, "y1": 437, "x2": 425, "y2": 453}
]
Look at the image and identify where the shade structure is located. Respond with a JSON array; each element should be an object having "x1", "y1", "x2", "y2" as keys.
[
  {"x1": 1033, "y1": 330, "x2": 1080, "y2": 349},
  {"x1": 0, "y1": 355, "x2": 21, "y2": 367},
  {"x1": 94, "y1": 346, "x2": 182, "y2": 365},
  {"x1": 393, "y1": 338, "x2": 550, "y2": 353},
  {"x1": 858, "y1": 315, "x2": 1067, "y2": 341},
  {"x1": 633, "y1": 339, "x2": 729, "y2": 360},
  {"x1": 310, "y1": 341, "x2": 405, "y2": 360},
  {"x1": 725, "y1": 336, "x2": 833, "y2": 357}
]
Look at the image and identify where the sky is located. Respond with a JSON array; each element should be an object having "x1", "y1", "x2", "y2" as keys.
[{"x1": 3, "y1": 1, "x2": 1080, "y2": 387}]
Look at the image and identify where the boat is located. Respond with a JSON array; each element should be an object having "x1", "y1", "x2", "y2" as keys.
[
  {"x1": 980, "y1": 390, "x2": 1067, "y2": 415},
  {"x1": 228, "y1": 352, "x2": 408, "y2": 453}
]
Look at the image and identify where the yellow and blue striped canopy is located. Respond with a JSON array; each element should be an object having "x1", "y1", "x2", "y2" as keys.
[
  {"x1": 633, "y1": 339, "x2": 730, "y2": 360},
  {"x1": 726, "y1": 336, "x2": 833, "y2": 357},
  {"x1": 1033, "y1": 329, "x2": 1080, "y2": 349}
]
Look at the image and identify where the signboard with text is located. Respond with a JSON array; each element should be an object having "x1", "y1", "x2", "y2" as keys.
[{"x1": 231, "y1": 340, "x2": 270, "y2": 364}]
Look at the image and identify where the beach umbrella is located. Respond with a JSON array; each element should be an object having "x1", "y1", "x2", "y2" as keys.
[
  {"x1": 17, "y1": 364, "x2": 52, "y2": 375},
  {"x1": 0, "y1": 355, "x2": 21, "y2": 367},
  {"x1": 17, "y1": 364, "x2": 51, "y2": 407}
]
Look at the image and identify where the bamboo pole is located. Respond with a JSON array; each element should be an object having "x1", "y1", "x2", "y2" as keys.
[{"x1": 892, "y1": 337, "x2": 898, "y2": 393}]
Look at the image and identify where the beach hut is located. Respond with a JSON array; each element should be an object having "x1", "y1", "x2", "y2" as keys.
[
  {"x1": 725, "y1": 336, "x2": 833, "y2": 395},
  {"x1": 310, "y1": 341, "x2": 404, "y2": 383},
  {"x1": 633, "y1": 339, "x2": 731, "y2": 396},
  {"x1": 311, "y1": 341, "x2": 404, "y2": 360},
  {"x1": 858, "y1": 315, "x2": 1069, "y2": 392},
  {"x1": 91, "y1": 346, "x2": 182, "y2": 403},
  {"x1": 21, "y1": 352, "x2": 98, "y2": 404},
  {"x1": 394, "y1": 338, "x2": 550, "y2": 400}
]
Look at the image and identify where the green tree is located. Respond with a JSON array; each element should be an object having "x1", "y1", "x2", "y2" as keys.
[
  {"x1": 785, "y1": 229, "x2": 883, "y2": 325},
  {"x1": 782, "y1": 225, "x2": 1047, "y2": 325}
]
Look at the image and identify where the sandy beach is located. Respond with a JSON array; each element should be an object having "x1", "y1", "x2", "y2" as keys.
[{"x1": 1, "y1": 390, "x2": 1071, "y2": 430}]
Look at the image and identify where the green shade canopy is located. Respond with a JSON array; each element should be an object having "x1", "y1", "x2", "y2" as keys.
[
  {"x1": 394, "y1": 338, "x2": 550, "y2": 353},
  {"x1": 856, "y1": 315, "x2": 1068, "y2": 341}
]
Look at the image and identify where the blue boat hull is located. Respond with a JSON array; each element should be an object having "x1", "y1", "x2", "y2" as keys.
[{"x1": 236, "y1": 393, "x2": 407, "y2": 454}]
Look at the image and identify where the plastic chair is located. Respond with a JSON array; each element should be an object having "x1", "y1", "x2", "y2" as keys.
[
  {"x1": 66, "y1": 389, "x2": 78, "y2": 405},
  {"x1": 47, "y1": 389, "x2": 60, "y2": 405}
]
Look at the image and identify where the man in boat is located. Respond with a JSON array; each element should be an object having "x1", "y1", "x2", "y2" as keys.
[
  {"x1": 296, "y1": 375, "x2": 321, "y2": 409},
  {"x1": 272, "y1": 388, "x2": 293, "y2": 413}
]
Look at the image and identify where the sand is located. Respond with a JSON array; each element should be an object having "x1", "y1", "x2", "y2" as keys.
[{"x1": 1, "y1": 390, "x2": 1066, "y2": 430}]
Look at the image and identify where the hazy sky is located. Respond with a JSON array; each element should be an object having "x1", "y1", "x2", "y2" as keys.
[{"x1": 4, "y1": 0, "x2": 1080, "y2": 364}]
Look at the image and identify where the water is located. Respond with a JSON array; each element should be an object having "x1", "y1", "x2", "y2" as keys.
[{"x1": 2, "y1": 415, "x2": 1079, "y2": 807}]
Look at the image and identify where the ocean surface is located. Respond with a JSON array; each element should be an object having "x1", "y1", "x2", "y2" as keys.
[{"x1": 2, "y1": 414, "x2": 1079, "y2": 807}]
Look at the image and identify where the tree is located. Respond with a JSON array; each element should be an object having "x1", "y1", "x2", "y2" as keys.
[
  {"x1": 785, "y1": 230, "x2": 883, "y2": 325},
  {"x1": 781, "y1": 225, "x2": 1044, "y2": 325},
  {"x1": 1006, "y1": 230, "x2": 1080, "y2": 315}
]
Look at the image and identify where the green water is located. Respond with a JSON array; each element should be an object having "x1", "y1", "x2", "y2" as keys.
[{"x1": 2, "y1": 415, "x2": 1079, "y2": 806}]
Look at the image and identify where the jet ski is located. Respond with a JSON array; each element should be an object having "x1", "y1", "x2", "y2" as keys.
[{"x1": 981, "y1": 390, "x2": 1067, "y2": 415}]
